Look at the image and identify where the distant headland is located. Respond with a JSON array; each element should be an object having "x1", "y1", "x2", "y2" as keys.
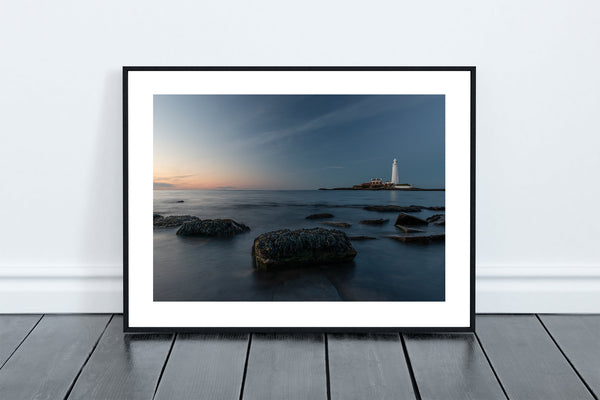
[{"x1": 319, "y1": 158, "x2": 444, "y2": 191}]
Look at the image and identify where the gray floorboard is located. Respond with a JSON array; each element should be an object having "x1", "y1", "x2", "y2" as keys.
[
  {"x1": 66, "y1": 315, "x2": 173, "y2": 400},
  {"x1": 154, "y1": 333, "x2": 249, "y2": 400},
  {"x1": 539, "y1": 314, "x2": 600, "y2": 398},
  {"x1": 0, "y1": 314, "x2": 41, "y2": 368},
  {"x1": 328, "y1": 333, "x2": 416, "y2": 400},
  {"x1": 0, "y1": 314, "x2": 111, "y2": 400},
  {"x1": 242, "y1": 333, "x2": 328, "y2": 400},
  {"x1": 476, "y1": 315, "x2": 594, "y2": 400},
  {"x1": 404, "y1": 333, "x2": 506, "y2": 400},
  {"x1": 1, "y1": 314, "x2": 599, "y2": 399}
]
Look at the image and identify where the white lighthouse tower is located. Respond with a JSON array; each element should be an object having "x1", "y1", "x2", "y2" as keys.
[{"x1": 391, "y1": 158, "x2": 399, "y2": 185}]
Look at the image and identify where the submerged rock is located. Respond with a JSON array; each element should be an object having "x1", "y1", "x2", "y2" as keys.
[
  {"x1": 427, "y1": 214, "x2": 445, "y2": 225},
  {"x1": 348, "y1": 235, "x2": 377, "y2": 240},
  {"x1": 386, "y1": 234, "x2": 445, "y2": 244},
  {"x1": 322, "y1": 221, "x2": 352, "y2": 228},
  {"x1": 363, "y1": 205, "x2": 422, "y2": 212},
  {"x1": 252, "y1": 228, "x2": 357, "y2": 269},
  {"x1": 395, "y1": 225, "x2": 424, "y2": 233},
  {"x1": 359, "y1": 218, "x2": 389, "y2": 225},
  {"x1": 394, "y1": 212, "x2": 428, "y2": 226},
  {"x1": 306, "y1": 213, "x2": 334, "y2": 220},
  {"x1": 154, "y1": 215, "x2": 199, "y2": 228},
  {"x1": 176, "y1": 219, "x2": 250, "y2": 237}
]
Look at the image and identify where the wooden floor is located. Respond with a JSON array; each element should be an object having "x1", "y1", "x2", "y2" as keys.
[{"x1": 0, "y1": 315, "x2": 598, "y2": 399}]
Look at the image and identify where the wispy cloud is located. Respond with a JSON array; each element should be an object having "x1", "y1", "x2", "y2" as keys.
[
  {"x1": 154, "y1": 174, "x2": 197, "y2": 183},
  {"x1": 240, "y1": 97, "x2": 398, "y2": 147},
  {"x1": 154, "y1": 182, "x2": 175, "y2": 189},
  {"x1": 153, "y1": 174, "x2": 200, "y2": 189},
  {"x1": 159, "y1": 174, "x2": 196, "y2": 180}
]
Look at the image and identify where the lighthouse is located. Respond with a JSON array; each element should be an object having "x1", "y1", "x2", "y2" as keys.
[{"x1": 391, "y1": 158, "x2": 399, "y2": 185}]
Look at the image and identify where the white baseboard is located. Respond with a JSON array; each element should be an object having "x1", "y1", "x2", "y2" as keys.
[
  {"x1": 0, "y1": 267, "x2": 123, "y2": 313},
  {"x1": 476, "y1": 266, "x2": 600, "y2": 313},
  {"x1": 0, "y1": 266, "x2": 598, "y2": 313}
]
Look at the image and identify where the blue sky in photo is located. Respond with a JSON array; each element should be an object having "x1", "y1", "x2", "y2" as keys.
[{"x1": 153, "y1": 94, "x2": 445, "y2": 190}]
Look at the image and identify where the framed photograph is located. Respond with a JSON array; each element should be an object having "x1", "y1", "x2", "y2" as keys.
[{"x1": 123, "y1": 67, "x2": 475, "y2": 332}]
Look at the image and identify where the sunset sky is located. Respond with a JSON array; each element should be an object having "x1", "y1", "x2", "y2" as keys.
[{"x1": 153, "y1": 95, "x2": 445, "y2": 190}]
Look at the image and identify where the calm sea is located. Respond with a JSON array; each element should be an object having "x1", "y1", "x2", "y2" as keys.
[{"x1": 154, "y1": 189, "x2": 445, "y2": 301}]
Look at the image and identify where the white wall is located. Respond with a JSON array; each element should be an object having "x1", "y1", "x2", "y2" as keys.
[{"x1": 1, "y1": 0, "x2": 599, "y2": 312}]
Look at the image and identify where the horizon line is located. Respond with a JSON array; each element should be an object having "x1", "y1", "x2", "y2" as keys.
[{"x1": 153, "y1": 187, "x2": 446, "y2": 191}]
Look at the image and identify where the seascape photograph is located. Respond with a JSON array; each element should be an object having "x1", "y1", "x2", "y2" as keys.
[{"x1": 153, "y1": 94, "x2": 445, "y2": 302}]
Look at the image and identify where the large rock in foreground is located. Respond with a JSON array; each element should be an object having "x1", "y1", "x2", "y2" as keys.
[
  {"x1": 176, "y1": 219, "x2": 250, "y2": 237},
  {"x1": 394, "y1": 212, "x2": 428, "y2": 226},
  {"x1": 252, "y1": 228, "x2": 357, "y2": 270},
  {"x1": 154, "y1": 215, "x2": 199, "y2": 228}
]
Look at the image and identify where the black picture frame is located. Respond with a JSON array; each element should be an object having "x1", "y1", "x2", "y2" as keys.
[{"x1": 123, "y1": 66, "x2": 476, "y2": 333}]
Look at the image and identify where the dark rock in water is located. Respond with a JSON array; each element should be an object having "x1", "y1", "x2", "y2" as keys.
[
  {"x1": 427, "y1": 206, "x2": 444, "y2": 211},
  {"x1": 154, "y1": 215, "x2": 199, "y2": 228},
  {"x1": 306, "y1": 213, "x2": 334, "y2": 220},
  {"x1": 394, "y1": 212, "x2": 428, "y2": 226},
  {"x1": 252, "y1": 228, "x2": 357, "y2": 269},
  {"x1": 359, "y1": 218, "x2": 389, "y2": 225},
  {"x1": 395, "y1": 225, "x2": 424, "y2": 233},
  {"x1": 364, "y1": 205, "x2": 422, "y2": 212},
  {"x1": 176, "y1": 200, "x2": 184, "y2": 203},
  {"x1": 322, "y1": 221, "x2": 352, "y2": 228},
  {"x1": 386, "y1": 234, "x2": 445, "y2": 244},
  {"x1": 427, "y1": 214, "x2": 445, "y2": 225},
  {"x1": 176, "y1": 219, "x2": 250, "y2": 237},
  {"x1": 348, "y1": 235, "x2": 377, "y2": 240},
  {"x1": 409, "y1": 205, "x2": 445, "y2": 211}
]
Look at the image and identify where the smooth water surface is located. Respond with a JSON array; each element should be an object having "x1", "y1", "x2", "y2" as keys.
[{"x1": 154, "y1": 190, "x2": 445, "y2": 301}]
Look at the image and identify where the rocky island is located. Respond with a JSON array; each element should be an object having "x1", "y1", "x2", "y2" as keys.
[
  {"x1": 319, "y1": 158, "x2": 444, "y2": 191},
  {"x1": 319, "y1": 184, "x2": 444, "y2": 191}
]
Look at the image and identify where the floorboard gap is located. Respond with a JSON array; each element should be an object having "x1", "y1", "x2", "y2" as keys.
[
  {"x1": 325, "y1": 334, "x2": 331, "y2": 400},
  {"x1": 152, "y1": 333, "x2": 177, "y2": 400},
  {"x1": 535, "y1": 314, "x2": 598, "y2": 400},
  {"x1": 63, "y1": 314, "x2": 114, "y2": 400},
  {"x1": 238, "y1": 333, "x2": 253, "y2": 400},
  {"x1": 400, "y1": 333, "x2": 422, "y2": 400},
  {"x1": 474, "y1": 331, "x2": 510, "y2": 400},
  {"x1": 0, "y1": 314, "x2": 44, "y2": 371}
]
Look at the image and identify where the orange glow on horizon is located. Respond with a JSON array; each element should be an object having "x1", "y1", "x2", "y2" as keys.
[{"x1": 153, "y1": 172, "x2": 272, "y2": 190}]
